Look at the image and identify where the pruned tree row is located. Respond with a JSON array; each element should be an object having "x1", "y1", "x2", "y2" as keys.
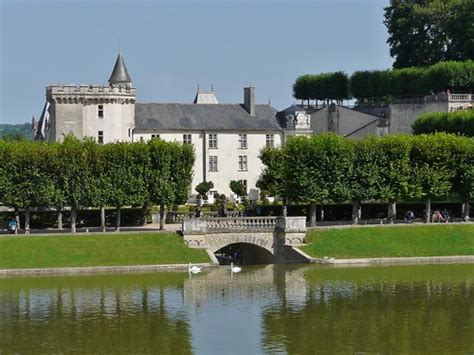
[
  {"x1": 0, "y1": 135, "x2": 195, "y2": 233},
  {"x1": 257, "y1": 133, "x2": 474, "y2": 226},
  {"x1": 293, "y1": 61, "x2": 474, "y2": 104}
]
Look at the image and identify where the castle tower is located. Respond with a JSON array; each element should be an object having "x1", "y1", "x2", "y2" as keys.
[
  {"x1": 108, "y1": 54, "x2": 132, "y2": 87},
  {"x1": 45, "y1": 54, "x2": 136, "y2": 143}
]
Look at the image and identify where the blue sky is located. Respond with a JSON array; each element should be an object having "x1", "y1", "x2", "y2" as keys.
[{"x1": 0, "y1": 0, "x2": 392, "y2": 124}]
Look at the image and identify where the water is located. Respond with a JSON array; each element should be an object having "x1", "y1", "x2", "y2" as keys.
[{"x1": 0, "y1": 264, "x2": 472, "y2": 354}]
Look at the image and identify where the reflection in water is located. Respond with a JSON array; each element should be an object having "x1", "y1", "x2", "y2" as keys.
[{"x1": 0, "y1": 264, "x2": 472, "y2": 354}]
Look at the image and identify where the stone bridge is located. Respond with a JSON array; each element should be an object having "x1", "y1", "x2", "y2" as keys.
[{"x1": 182, "y1": 216, "x2": 310, "y2": 264}]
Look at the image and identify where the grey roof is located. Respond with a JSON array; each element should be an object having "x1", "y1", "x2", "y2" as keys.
[
  {"x1": 135, "y1": 103, "x2": 281, "y2": 131},
  {"x1": 108, "y1": 54, "x2": 132, "y2": 85}
]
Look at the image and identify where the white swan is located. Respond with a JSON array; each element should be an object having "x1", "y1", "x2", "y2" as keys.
[
  {"x1": 188, "y1": 262, "x2": 202, "y2": 274},
  {"x1": 230, "y1": 262, "x2": 242, "y2": 273}
]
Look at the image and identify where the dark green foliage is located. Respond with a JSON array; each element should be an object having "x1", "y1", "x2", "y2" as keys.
[
  {"x1": 384, "y1": 0, "x2": 474, "y2": 68},
  {"x1": 293, "y1": 72, "x2": 350, "y2": 101},
  {"x1": 413, "y1": 110, "x2": 474, "y2": 136},
  {"x1": 283, "y1": 134, "x2": 353, "y2": 204},
  {"x1": 259, "y1": 133, "x2": 472, "y2": 221},
  {"x1": 229, "y1": 180, "x2": 247, "y2": 197},
  {"x1": 350, "y1": 70, "x2": 392, "y2": 104},
  {"x1": 256, "y1": 148, "x2": 284, "y2": 197},
  {"x1": 0, "y1": 138, "x2": 195, "y2": 229},
  {"x1": 195, "y1": 181, "x2": 214, "y2": 199},
  {"x1": 305, "y1": 61, "x2": 474, "y2": 104}
]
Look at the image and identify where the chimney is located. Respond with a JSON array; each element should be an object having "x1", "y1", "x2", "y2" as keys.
[{"x1": 243, "y1": 86, "x2": 255, "y2": 116}]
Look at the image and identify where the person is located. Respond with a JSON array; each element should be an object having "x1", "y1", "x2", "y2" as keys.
[
  {"x1": 442, "y1": 209, "x2": 449, "y2": 223},
  {"x1": 432, "y1": 210, "x2": 444, "y2": 223},
  {"x1": 7, "y1": 218, "x2": 17, "y2": 234},
  {"x1": 194, "y1": 206, "x2": 201, "y2": 219},
  {"x1": 405, "y1": 210, "x2": 414, "y2": 223}
]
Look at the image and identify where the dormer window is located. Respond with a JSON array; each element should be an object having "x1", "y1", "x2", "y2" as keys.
[{"x1": 98, "y1": 105, "x2": 104, "y2": 119}]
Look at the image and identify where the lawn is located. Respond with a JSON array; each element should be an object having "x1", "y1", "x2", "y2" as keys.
[
  {"x1": 301, "y1": 224, "x2": 474, "y2": 259},
  {"x1": 0, "y1": 232, "x2": 210, "y2": 269}
]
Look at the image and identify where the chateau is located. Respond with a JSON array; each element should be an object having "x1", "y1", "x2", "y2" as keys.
[{"x1": 34, "y1": 54, "x2": 473, "y2": 198}]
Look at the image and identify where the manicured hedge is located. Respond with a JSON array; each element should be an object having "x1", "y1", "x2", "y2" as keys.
[
  {"x1": 413, "y1": 110, "x2": 474, "y2": 136},
  {"x1": 295, "y1": 60, "x2": 474, "y2": 103}
]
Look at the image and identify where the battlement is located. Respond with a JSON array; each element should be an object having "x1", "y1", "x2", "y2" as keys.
[{"x1": 47, "y1": 84, "x2": 136, "y2": 97}]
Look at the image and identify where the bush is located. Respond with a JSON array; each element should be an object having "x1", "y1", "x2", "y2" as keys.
[{"x1": 413, "y1": 110, "x2": 474, "y2": 136}]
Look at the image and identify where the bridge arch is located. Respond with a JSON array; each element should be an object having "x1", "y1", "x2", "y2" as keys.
[
  {"x1": 206, "y1": 233, "x2": 275, "y2": 255},
  {"x1": 215, "y1": 242, "x2": 275, "y2": 264}
]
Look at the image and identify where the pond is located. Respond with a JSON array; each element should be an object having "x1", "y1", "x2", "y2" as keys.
[{"x1": 0, "y1": 263, "x2": 472, "y2": 354}]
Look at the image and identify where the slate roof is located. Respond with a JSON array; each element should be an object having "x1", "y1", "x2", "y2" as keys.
[
  {"x1": 135, "y1": 103, "x2": 281, "y2": 131},
  {"x1": 108, "y1": 54, "x2": 132, "y2": 85}
]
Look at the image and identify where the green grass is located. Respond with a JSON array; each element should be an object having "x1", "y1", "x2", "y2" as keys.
[
  {"x1": 0, "y1": 232, "x2": 210, "y2": 269},
  {"x1": 302, "y1": 224, "x2": 474, "y2": 258}
]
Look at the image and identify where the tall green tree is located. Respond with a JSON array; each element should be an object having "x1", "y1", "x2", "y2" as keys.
[
  {"x1": 451, "y1": 136, "x2": 474, "y2": 221},
  {"x1": 148, "y1": 139, "x2": 175, "y2": 230},
  {"x1": 377, "y1": 135, "x2": 414, "y2": 223},
  {"x1": 283, "y1": 134, "x2": 352, "y2": 226},
  {"x1": 102, "y1": 142, "x2": 149, "y2": 231},
  {"x1": 0, "y1": 141, "x2": 55, "y2": 233},
  {"x1": 410, "y1": 134, "x2": 456, "y2": 223},
  {"x1": 384, "y1": 0, "x2": 474, "y2": 68},
  {"x1": 58, "y1": 136, "x2": 97, "y2": 233},
  {"x1": 347, "y1": 137, "x2": 385, "y2": 224},
  {"x1": 257, "y1": 147, "x2": 285, "y2": 198}
]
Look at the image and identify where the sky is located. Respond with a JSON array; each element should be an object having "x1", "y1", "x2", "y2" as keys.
[{"x1": 0, "y1": 0, "x2": 392, "y2": 125}]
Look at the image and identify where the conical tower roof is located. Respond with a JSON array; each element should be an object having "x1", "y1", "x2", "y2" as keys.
[{"x1": 108, "y1": 54, "x2": 132, "y2": 85}]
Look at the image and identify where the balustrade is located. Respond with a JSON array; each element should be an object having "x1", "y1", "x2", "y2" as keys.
[{"x1": 205, "y1": 217, "x2": 277, "y2": 232}]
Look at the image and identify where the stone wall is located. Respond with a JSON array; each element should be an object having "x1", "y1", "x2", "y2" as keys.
[{"x1": 389, "y1": 101, "x2": 448, "y2": 134}]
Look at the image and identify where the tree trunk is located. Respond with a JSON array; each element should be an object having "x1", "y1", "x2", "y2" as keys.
[
  {"x1": 159, "y1": 204, "x2": 165, "y2": 230},
  {"x1": 100, "y1": 206, "x2": 106, "y2": 232},
  {"x1": 71, "y1": 207, "x2": 77, "y2": 233},
  {"x1": 425, "y1": 198, "x2": 431, "y2": 224},
  {"x1": 462, "y1": 200, "x2": 470, "y2": 221},
  {"x1": 310, "y1": 204, "x2": 317, "y2": 227},
  {"x1": 319, "y1": 205, "x2": 324, "y2": 222},
  {"x1": 14, "y1": 209, "x2": 20, "y2": 235},
  {"x1": 142, "y1": 202, "x2": 148, "y2": 226},
  {"x1": 352, "y1": 201, "x2": 361, "y2": 225},
  {"x1": 115, "y1": 206, "x2": 121, "y2": 232},
  {"x1": 25, "y1": 207, "x2": 30, "y2": 234},
  {"x1": 387, "y1": 201, "x2": 396, "y2": 224},
  {"x1": 57, "y1": 204, "x2": 63, "y2": 229}
]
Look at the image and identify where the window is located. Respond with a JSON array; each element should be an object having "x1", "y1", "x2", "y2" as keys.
[
  {"x1": 238, "y1": 133, "x2": 247, "y2": 149},
  {"x1": 98, "y1": 131, "x2": 104, "y2": 144},
  {"x1": 266, "y1": 134, "x2": 274, "y2": 148},
  {"x1": 238, "y1": 155, "x2": 248, "y2": 171},
  {"x1": 183, "y1": 134, "x2": 192, "y2": 144},
  {"x1": 98, "y1": 105, "x2": 104, "y2": 119},
  {"x1": 151, "y1": 134, "x2": 160, "y2": 139},
  {"x1": 140, "y1": 137, "x2": 144, "y2": 143},
  {"x1": 209, "y1": 156, "x2": 218, "y2": 172},
  {"x1": 208, "y1": 133, "x2": 218, "y2": 149},
  {"x1": 128, "y1": 128, "x2": 131, "y2": 138}
]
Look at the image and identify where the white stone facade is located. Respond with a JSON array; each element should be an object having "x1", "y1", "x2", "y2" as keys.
[
  {"x1": 46, "y1": 84, "x2": 135, "y2": 143},
  {"x1": 134, "y1": 131, "x2": 282, "y2": 197}
]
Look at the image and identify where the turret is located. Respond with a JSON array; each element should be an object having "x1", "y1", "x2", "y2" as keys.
[{"x1": 108, "y1": 53, "x2": 132, "y2": 87}]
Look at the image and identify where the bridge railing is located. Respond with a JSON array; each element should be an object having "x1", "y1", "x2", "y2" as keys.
[
  {"x1": 205, "y1": 217, "x2": 277, "y2": 233},
  {"x1": 183, "y1": 216, "x2": 277, "y2": 234}
]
